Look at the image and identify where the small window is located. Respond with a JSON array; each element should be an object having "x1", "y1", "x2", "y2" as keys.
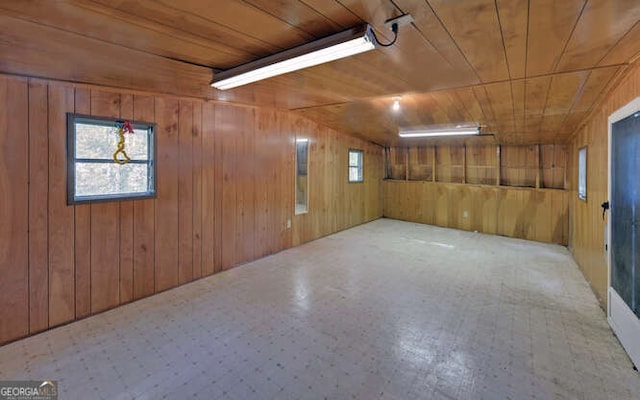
[
  {"x1": 578, "y1": 146, "x2": 587, "y2": 200},
  {"x1": 67, "y1": 113, "x2": 156, "y2": 204},
  {"x1": 295, "y1": 138, "x2": 309, "y2": 214},
  {"x1": 349, "y1": 149, "x2": 364, "y2": 183}
]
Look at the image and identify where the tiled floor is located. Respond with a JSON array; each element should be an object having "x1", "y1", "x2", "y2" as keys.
[{"x1": 1, "y1": 219, "x2": 639, "y2": 399}]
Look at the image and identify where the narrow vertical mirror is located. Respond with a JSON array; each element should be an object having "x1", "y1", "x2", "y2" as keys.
[{"x1": 295, "y1": 138, "x2": 309, "y2": 214}]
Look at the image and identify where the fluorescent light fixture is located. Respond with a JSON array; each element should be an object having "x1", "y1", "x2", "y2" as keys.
[
  {"x1": 398, "y1": 126, "x2": 480, "y2": 138},
  {"x1": 296, "y1": 138, "x2": 309, "y2": 143},
  {"x1": 211, "y1": 24, "x2": 376, "y2": 90}
]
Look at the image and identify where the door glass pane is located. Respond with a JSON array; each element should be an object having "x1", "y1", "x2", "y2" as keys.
[{"x1": 611, "y1": 112, "x2": 640, "y2": 317}]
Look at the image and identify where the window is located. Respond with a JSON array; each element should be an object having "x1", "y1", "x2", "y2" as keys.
[
  {"x1": 67, "y1": 113, "x2": 156, "y2": 204},
  {"x1": 349, "y1": 149, "x2": 364, "y2": 183},
  {"x1": 295, "y1": 138, "x2": 309, "y2": 214},
  {"x1": 578, "y1": 146, "x2": 587, "y2": 200}
]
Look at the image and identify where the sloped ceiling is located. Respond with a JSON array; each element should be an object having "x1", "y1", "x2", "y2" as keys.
[{"x1": 1, "y1": 0, "x2": 640, "y2": 145}]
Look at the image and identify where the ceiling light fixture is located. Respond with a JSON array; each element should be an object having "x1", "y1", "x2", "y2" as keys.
[
  {"x1": 211, "y1": 25, "x2": 376, "y2": 90},
  {"x1": 392, "y1": 96, "x2": 401, "y2": 112},
  {"x1": 211, "y1": 15, "x2": 412, "y2": 90},
  {"x1": 398, "y1": 126, "x2": 481, "y2": 138}
]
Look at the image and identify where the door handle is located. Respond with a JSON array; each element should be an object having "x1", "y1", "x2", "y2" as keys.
[{"x1": 601, "y1": 201, "x2": 610, "y2": 220}]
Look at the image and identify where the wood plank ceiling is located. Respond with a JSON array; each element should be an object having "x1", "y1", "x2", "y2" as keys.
[{"x1": 1, "y1": 0, "x2": 640, "y2": 145}]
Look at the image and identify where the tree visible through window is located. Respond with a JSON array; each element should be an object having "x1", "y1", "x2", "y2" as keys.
[
  {"x1": 349, "y1": 149, "x2": 363, "y2": 183},
  {"x1": 67, "y1": 114, "x2": 156, "y2": 204}
]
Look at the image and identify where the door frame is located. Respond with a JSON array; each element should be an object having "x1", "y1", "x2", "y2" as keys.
[{"x1": 607, "y1": 96, "x2": 640, "y2": 370}]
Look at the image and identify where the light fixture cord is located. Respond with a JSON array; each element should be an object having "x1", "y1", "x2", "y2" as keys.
[{"x1": 372, "y1": 23, "x2": 399, "y2": 47}]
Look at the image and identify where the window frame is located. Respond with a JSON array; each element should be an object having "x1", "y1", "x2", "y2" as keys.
[
  {"x1": 578, "y1": 146, "x2": 587, "y2": 201},
  {"x1": 66, "y1": 113, "x2": 157, "y2": 205},
  {"x1": 348, "y1": 148, "x2": 364, "y2": 183}
]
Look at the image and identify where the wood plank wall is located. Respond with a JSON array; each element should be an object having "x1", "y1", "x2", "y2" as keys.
[
  {"x1": 383, "y1": 181, "x2": 569, "y2": 245},
  {"x1": 383, "y1": 143, "x2": 569, "y2": 244},
  {"x1": 466, "y1": 145, "x2": 497, "y2": 185},
  {"x1": 386, "y1": 144, "x2": 567, "y2": 189},
  {"x1": 292, "y1": 127, "x2": 382, "y2": 245},
  {"x1": 0, "y1": 74, "x2": 383, "y2": 345},
  {"x1": 569, "y1": 61, "x2": 640, "y2": 306}
]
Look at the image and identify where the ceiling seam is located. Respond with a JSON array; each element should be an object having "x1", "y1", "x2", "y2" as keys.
[
  {"x1": 494, "y1": 0, "x2": 518, "y2": 135},
  {"x1": 535, "y1": 77, "x2": 555, "y2": 139},
  {"x1": 152, "y1": 0, "x2": 296, "y2": 53},
  {"x1": 238, "y1": 0, "x2": 341, "y2": 38},
  {"x1": 76, "y1": 1, "x2": 263, "y2": 61},
  {"x1": 524, "y1": 0, "x2": 530, "y2": 78},
  {"x1": 0, "y1": 10, "x2": 227, "y2": 71},
  {"x1": 593, "y1": 20, "x2": 640, "y2": 67},
  {"x1": 551, "y1": 0, "x2": 589, "y2": 73},
  {"x1": 386, "y1": 0, "x2": 460, "y2": 71},
  {"x1": 523, "y1": 0, "x2": 530, "y2": 137},
  {"x1": 556, "y1": 70, "x2": 593, "y2": 136},
  {"x1": 494, "y1": 0, "x2": 512, "y2": 80},
  {"x1": 422, "y1": 0, "x2": 482, "y2": 83},
  {"x1": 300, "y1": 0, "x2": 363, "y2": 27}
]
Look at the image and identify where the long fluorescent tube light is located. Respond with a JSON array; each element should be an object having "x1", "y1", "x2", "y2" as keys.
[
  {"x1": 398, "y1": 126, "x2": 481, "y2": 138},
  {"x1": 211, "y1": 24, "x2": 376, "y2": 90}
]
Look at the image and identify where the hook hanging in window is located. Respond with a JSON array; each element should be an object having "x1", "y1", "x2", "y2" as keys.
[{"x1": 113, "y1": 120, "x2": 134, "y2": 165}]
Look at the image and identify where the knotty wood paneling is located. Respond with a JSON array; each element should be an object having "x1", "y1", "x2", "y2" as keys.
[
  {"x1": 47, "y1": 83, "x2": 75, "y2": 328},
  {"x1": 0, "y1": 77, "x2": 29, "y2": 342},
  {"x1": 192, "y1": 103, "x2": 204, "y2": 280},
  {"x1": 385, "y1": 147, "x2": 407, "y2": 180},
  {"x1": 383, "y1": 181, "x2": 569, "y2": 245},
  {"x1": 155, "y1": 97, "x2": 180, "y2": 291},
  {"x1": 408, "y1": 147, "x2": 434, "y2": 181},
  {"x1": 73, "y1": 87, "x2": 91, "y2": 319},
  {"x1": 201, "y1": 103, "x2": 216, "y2": 276},
  {"x1": 178, "y1": 101, "x2": 194, "y2": 284},
  {"x1": 28, "y1": 80, "x2": 49, "y2": 334},
  {"x1": 436, "y1": 145, "x2": 464, "y2": 183},
  {"x1": 466, "y1": 145, "x2": 497, "y2": 185},
  {"x1": 0, "y1": 73, "x2": 383, "y2": 345},
  {"x1": 389, "y1": 144, "x2": 567, "y2": 189},
  {"x1": 540, "y1": 144, "x2": 567, "y2": 189},
  {"x1": 238, "y1": 108, "x2": 257, "y2": 266},
  {"x1": 119, "y1": 94, "x2": 135, "y2": 304},
  {"x1": 500, "y1": 145, "x2": 538, "y2": 187},
  {"x1": 132, "y1": 95, "x2": 156, "y2": 300},
  {"x1": 292, "y1": 128, "x2": 382, "y2": 246},
  {"x1": 90, "y1": 90, "x2": 121, "y2": 314},
  {"x1": 218, "y1": 104, "x2": 247, "y2": 270},
  {"x1": 569, "y1": 61, "x2": 640, "y2": 306}
]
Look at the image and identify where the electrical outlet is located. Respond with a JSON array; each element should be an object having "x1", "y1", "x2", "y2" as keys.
[{"x1": 287, "y1": 219, "x2": 291, "y2": 229}]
